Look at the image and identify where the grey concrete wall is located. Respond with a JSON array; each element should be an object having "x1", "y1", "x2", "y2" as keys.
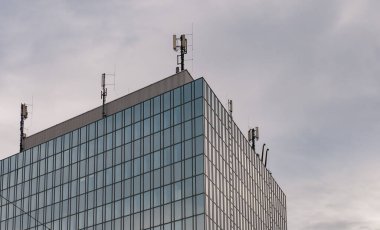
[{"x1": 24, "y1": 70, "x2": 194, "y2": 150}]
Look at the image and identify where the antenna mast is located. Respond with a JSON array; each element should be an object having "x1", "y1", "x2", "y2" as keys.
[
  {"x1": 173, "y1": 34, "x2": 188, "y2": 72},
  {"x1": 101, "y1": 73, "x2": 107, "y2": 118},
  {"x1": 20, "y1": 103, "x2": 28, "y2": 152}
]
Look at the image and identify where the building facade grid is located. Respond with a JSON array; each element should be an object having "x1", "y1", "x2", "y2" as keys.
[
  {"x1": 0, "y1": 79, "x2": 205, "y2": 230},
  {"x1": 0, "y1": 75, "x2": 286, "y2": 230}
]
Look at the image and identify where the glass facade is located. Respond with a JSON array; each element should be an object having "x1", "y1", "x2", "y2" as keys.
[
  {"x1": 202, "y1": 81, "x2": 287, "y2": 230},
  {"x1": 0, "y1": 76, "x2": 286, "y2": 230}
]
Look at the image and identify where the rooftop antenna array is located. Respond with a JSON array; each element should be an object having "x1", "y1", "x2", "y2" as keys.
[
  {"x1": 173, "y1": 34, "x2": 188, "y2": 73},
  {"x1": 101, "y1": 73, "x2": 107, "y2": 118},
  {"x1": 19, "y1": 103, "x2": 28, "y2": 152},
  {"x1": 100, "y1": 72, "x2": 116, "y2": 118}
]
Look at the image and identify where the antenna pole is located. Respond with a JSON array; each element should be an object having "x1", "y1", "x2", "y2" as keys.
[
  {"x1": 264, "y1": 149, "x2": 269, "y2": 167},
  {"x1": 101, "y1": 73, "x2": 107, "y2": 118},
  {"x1": 180, "y1": 35, "x2": 185, "y2": 71},
  {"x1": 261, "y1": 143, "x2": 266, "y2": 162},
  {"x1": 173, "y1": 34, "x2": 188, "y2": 72},
  {"x1": 20, "y1": 103, "x2": 28, "y2": 152}
]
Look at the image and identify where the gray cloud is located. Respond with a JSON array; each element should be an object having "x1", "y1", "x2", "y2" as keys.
[{"x1": 1, "y1": 0, "x2": 379, "y2": 229}]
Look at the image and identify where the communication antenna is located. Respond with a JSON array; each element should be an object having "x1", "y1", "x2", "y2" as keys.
[
  {"x1": 20, "y1": 103, "x2": 28, "y2": 152},
  {"x1": 228, "y1": 99, "x2": 233, "y2": 116},
  {"x1": 100, "y1": 72, "x2": 116, "y2": 118},
  {"x1": 261, "y1": 143, "x2": 266, "y2": 162},
  {"x1": 101, "y1": 73, "x2": 107, "y2": 118},
  {"x1": 264, "y1": 148, "x2": 269, "y2": 167},
  {"x1": 248, "y1": 127, "x2": 259, "y2": 153},
  {"x1": 173, "y1": 34, "x2": 188, "y2": 72}
]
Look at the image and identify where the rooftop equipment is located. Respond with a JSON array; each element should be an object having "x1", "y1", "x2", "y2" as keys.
[
  {"x1": 19, "y1": 103, "x2": 28, "y2": 152},
  {"x1": 101, "y1": 73, "x2": 107, "y2": 118},
  {"x1": 248, "y1": 127, "x2": 259, "y2": 153},
  {"x1": 173, "y1": 34, "x2": 188, "y2": 72}
]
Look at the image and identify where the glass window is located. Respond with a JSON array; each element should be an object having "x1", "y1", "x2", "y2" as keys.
[
  {"x1": 134, "y1": 194, "x2": 141, "y2": 212},
  {"x1": 143, "y1": 191, "x2": 151, "y2": 210},
  {"x1": 184, "y1": 177, "x2": 193, "y2": 197},
  {"x1": 125, "y1": 108, "x2": 132, "y2": 126},
  {"x1": 195, "y1": 136, "x2": 203, "y2": 155},
  {"x1": 64, "y1": 133, "x2": 70, "y2": 150},
  {"x1": 115, "y1": 111, "x2": 123, "y2": 130},
  {"x1": 124, "y1": 178, "x2": 131, "y2": 197},
  {"x1": 194, "y1": 98, "x2": 203, "y2": 117},
  {"x1": 163, "y1": 128, "x2": 171, "y2": 147},
  {"x1": 134, "y1": 122, "x2": 141, "y2": 140},
  {"x1": 153, "y1": 169, "x2": 161, "y2": 188},
  {"x1": 106, "y1": 133, "x2": 113, "y2": 150},
  {"x1": 195, "y1": 175, "x2": 204, "y2": 194},
  {"x1": 195, "y1": 117, "x2": 203, "y2": 136},
  {"x1": 163, "y1": 165, "x2": 171, "y2": 185},
  {"x1": 124, "y1": 197, "x2": 131, "y2": 215},
  {"x1": 153, "y1": 114, "x2": 161, "y2": 133},
  {"x1": 143, "y1": 172, "x2": 151, "y2": 192},
  {"x1": 174, "y1": 107, "x2": 182, "y2": 126},
  {"x1": 134, "y1": 157, "x2": 141, "y2": 176},
  {"x1": 184, "y1": 158, "x2": 193, "y2": 178},
  {"x1": 153, "y1": 96, "x2": 161, "y2": 115},
  {"x1": 98, "y1": 119, "x2": 104, "y2": 136},
  {"x1": 163, "y1": 110, "x2": 171, "y2": 129},
  {"x1": 173, "y1": 87, "x2": 182, "y2": 107},
  {"x1": 184, "y1": 120, "x2": 192, "y2": 140},
  {"x1": 143, "y1": 118, "x2": 151, "y2": 136},
  {"x1": 125, "y1": 125, "x2": 132, "y2": 143},
  {"x1": 134, "y1": 104, "x2": 141, "y2": 122},
  {"x1": 153, "y1": 151, "x2": 161, "y2": 169},
  {"x1": 194, "y1": 78, "x2": 203, "y2": 99},
  {"x1": 163, "y1": 92, "x2": 171, "y2": 111},
  {"x1": 173, "y1": 143, "x2": 182, "y2": 163},
  {"x1": 143, "y1": 154, "x2": 151, "y2": 173},
  {"x1": 185, "y1": 197, "x2": 193, "y2": 217},
  {"x1": 195, "y1": 155, "x2": 204, "y2": 175},
  {"x1": 133, "y1": 140, "x2": 141, "y2": 158},
  {"x1": 163, "y1": 147, "x2": 172, "y2": 166},
  {"x1": 143, "y1": 100, "x2": 151, "y2": 119},
  {"x1": 184, "y1": 102, "x2": 192, "y2": 121},
  {"x1": 125, "y1": 143, "x2": 132, "y2": 161},
  {"x1": 124, "y1": 161, "x2": 132, "y2": 179},
  {"x1": 153, "y1": 188, "x2": 160, "y2": 207},
  {"x1": 195, "y1": 195, "x2": 204, "y2": 214},
  {"x1": 174, "y1": 162, "x2": 182, "y2": 182},
  {"x1": 134, "y1": 175, "x2": 141, "y2": 194},
  {"x1": 183, "y1": 83, "x2": 192, "y2": 103},
  {"x1": 163, "y1": 184, "x2": 172, "y2": 204},
  {"x1": 184, "y1": 139, "x2": 193, "y2": 159},
  {"x1": 80, "y1": 127, "x2": 86, "y2": 144},
  {"x1": 174, "y1": 200, "x2": 182, "y2": 220},
  {"x1": 115, "y1": 129, "x2": 122, "y2": 147},
  {"x1": 173, "y1": 124, "x2": 182, "y2": 144}
]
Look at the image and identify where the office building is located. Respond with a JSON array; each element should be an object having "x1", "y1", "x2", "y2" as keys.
[{"x1": 0, "y1": 70, "x2": 286, "y2": 229}]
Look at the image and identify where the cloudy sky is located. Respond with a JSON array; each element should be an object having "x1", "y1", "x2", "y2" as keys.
[{"x1": 1, "y1": 0, "x2": 380, "y2": 229}]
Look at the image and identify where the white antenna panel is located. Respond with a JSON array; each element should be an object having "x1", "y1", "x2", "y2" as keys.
[
  {"x1": 228, "y1": 100, "x2": 233, "y2": 114},
  {"x1": 173, "y1": 35, "x2": 177, "y2": 51}
]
